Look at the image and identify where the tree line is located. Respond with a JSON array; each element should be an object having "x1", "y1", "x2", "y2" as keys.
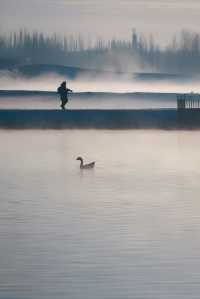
[{"x1": 0, "y1": 29, "x2": 200, "y2": 73}]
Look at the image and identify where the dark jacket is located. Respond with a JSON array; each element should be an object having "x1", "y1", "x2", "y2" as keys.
[{"x1": 57, "y1": 85, "x2": 72, "y2": 100}]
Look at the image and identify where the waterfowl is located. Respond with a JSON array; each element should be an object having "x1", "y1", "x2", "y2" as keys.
[{"x1": 76, "y1": 156, "x2": 95, "y2": 169}]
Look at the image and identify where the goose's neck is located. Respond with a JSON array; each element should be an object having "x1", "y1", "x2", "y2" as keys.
[{"x1": 79, "y1": 158, "x2": 83, "y2": 167}]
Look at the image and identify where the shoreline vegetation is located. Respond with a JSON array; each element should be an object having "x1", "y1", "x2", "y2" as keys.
[{"x1": 1, "y1": 29, "x2": 200, "y2": 73}]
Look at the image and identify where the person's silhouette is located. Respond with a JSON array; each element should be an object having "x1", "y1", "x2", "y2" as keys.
[{"x1": 57, "y1": 81, "x2": 72, "y2": 110}]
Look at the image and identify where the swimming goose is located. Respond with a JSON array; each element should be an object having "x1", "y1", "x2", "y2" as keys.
[{"x1": 76, "y1": 156, "x2": 95, "y2": 169}]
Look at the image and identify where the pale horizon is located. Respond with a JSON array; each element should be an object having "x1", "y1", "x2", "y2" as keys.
[{"x1": 1, "y1": 0, "x2": 200, "y2": 45}]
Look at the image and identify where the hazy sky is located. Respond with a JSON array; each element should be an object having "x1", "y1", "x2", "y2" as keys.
[{"x1": 1, "y1": 0, "x2": 200, "y2": 44}]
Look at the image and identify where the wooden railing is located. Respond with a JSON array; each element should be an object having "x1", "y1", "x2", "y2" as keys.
[{"x1": 177, "y1": 94, "x2": 200, "y2": 110}]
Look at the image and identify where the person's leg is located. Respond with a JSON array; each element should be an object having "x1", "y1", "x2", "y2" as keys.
[
  {"x1": 60, "y1": 96, "x2": 66, "y2": 110},
  {"x1": 61, "y1": 100, "x2": 65, "y2": 110},
  {"x1": 63, "y1": 98, "x2": 68, "y2": 109}
]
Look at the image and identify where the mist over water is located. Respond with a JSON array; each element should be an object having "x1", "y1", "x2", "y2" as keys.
[
  {"x1": 0, "y1": 71, "x2": 200, "y2": 94},
  {"x1": 1, "y1": 129, "x2": 200, "y2": 299},
  {"x1": 0, "y1": 95, "x2": 176, "y2": 110}
]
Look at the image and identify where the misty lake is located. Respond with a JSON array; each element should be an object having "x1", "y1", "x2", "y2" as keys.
[{"x1": 1, "y1": 128, "x2": 200, "y2": 299}]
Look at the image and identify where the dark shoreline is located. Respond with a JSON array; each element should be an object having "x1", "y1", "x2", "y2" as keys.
[{"x1": 0, "y1": 108, "x2": 199, "y2": 129}]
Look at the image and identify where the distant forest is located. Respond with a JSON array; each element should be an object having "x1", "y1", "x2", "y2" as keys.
[{"x1": 1, "y1": 29, "x2": 200, "y2": 73}]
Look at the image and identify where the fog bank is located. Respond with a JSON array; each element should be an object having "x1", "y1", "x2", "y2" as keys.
[{"x1": 0, "y1": 70, "x2": 200, "y2": 94}]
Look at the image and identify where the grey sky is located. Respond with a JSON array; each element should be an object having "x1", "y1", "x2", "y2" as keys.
[{"x1": 1, "y1": 0, "x2": 200, "y2": 45}]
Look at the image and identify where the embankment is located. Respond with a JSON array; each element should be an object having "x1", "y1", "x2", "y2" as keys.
[{"x1": 0, "y1": 109, "x2": 199, "y2": 129}]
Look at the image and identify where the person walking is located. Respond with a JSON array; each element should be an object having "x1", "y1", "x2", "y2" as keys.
[{"x1": 57, "y1": 81, "x2": 73, "y2": 110}]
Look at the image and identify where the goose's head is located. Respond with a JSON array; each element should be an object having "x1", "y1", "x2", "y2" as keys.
[{"x1": 76, "y1": 156, "x2": 83, "y2": 162}]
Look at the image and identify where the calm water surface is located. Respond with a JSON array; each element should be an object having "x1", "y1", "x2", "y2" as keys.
[
  {"x1": 0, "y1": 129, "x2": 200, "y2": 299},
  {"x1": 0, "y1": 94, "x2": 176, "y2": 109}
]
